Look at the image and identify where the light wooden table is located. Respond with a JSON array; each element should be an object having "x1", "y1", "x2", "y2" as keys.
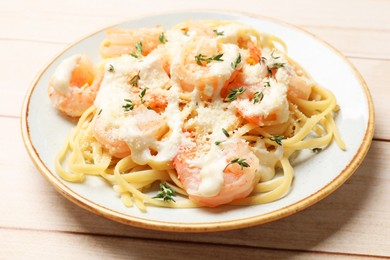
[{"x1": 2, "y1": 0, "x2": 389, "y2": 258}]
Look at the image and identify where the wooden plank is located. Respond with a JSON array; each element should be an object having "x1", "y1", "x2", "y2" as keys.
[
  {"x1": 0, "y1": 40, "x2": 65, "y2": 117},
  {"x1": 2, "y1": 0, "x2": 390, "y2": 44},
  {"x1": 3, "y1": 0, "x2": 390, "y2": 258},
  {"x1": 349, "y1": 58, "x2": 389, "y2": 140},
  {"x1": 0, "y1": 228, "x2": 378, "y2": 259},
  {"x1": 306, "y1": 26, "x2": 390, "y2": 60},
  {"x1": 4, "y1": 116, "x2": 390, "y2": 257}
]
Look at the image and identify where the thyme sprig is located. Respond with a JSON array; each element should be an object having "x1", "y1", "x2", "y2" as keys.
[
  {"x1": 108, "y1": 64, "x2": 115, "y2": 72},
  {"x1": 263, "y1": 80, "x2": 271, "y2": 88},
  {"x1": 130, "y1": 41, "x2": 143, "y2": 58},
  {"x1": 231, "y1": 53, "x2": 242, "y2": 69},
  {"x1": 122, "y1": 99, "x2": 135, "y2": 111},
  {"x1": 269, "y1": 135, "x2": 284, "y2": 146},
  {"x1": 129, "y1": 72, "x2": 140, "y2": 87},
  {"x1": 159, "y1": 32, "x2": 167, "y2": 44},
  {"x1": 267, "y1": 62, "x2": 286, "y2": 76},
  {"x1": 216, "y1": 128, "x2": 230, "y2": 145},
  {"x1": 312, "y1": 148, "x2": 323, "y2": 153},
  {"x1": 139, "y1": 88, "x2": 148, "y2": 104},
  {"x1": 225, "y1": 87, "x2": 246, "y2": 101},
  {"x1": 224, "y1": 158, "x2": 250, "y2": 171},
  {"x1": 213, "y1": 29, "x2": 224, "y2": 36},
  {"x1": 222, "y1": 128, "x2": 230, "y2": 137},
  {"x1": 195, "y1": 53, "x2": 224, "y2": 66},
  {"x1": 253, "y1": 91, "x2": 264, "y2": 104},
  {"x1": 153, "y1": 183, "x2": 176, "y2": 202}
]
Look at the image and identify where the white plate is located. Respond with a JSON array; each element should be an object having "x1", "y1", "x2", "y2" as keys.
[{"x1": 21, "y1": 11, "x2": 374, "y2": 232}]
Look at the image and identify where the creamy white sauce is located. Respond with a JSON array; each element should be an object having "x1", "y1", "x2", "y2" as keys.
[
  {"x1": 190, "y1": 144, "x2": 226, "y2": 197},
  {"x1": 149, "y1": 84, "x2": 183, "y2": 164},
  {"x1": 138, "y1": 50, "x2": 170, "y2": 89},
  {"x1": 252, "y1": 139, "x2": 283, "y2": 181},
  {"x1": 51, "y1": 54, "x2": 80, "y2": 96}
]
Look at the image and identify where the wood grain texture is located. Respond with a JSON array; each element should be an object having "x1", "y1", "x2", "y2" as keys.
[
  {"x1": 2, "y1": 228, "x2": 379, "y2": 259},
  {"x1": 2, "y1": 0, "x2": 389, "y2": 258},
  {"x1": 2, "y1": 117, "x2": 389, "y2": 257}
]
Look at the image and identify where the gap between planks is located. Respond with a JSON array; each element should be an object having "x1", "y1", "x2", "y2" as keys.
[{"x1": 0, "y1": 226, "x2": 385, "y2": 259}]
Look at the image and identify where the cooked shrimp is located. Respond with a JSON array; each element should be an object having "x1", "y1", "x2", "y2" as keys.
[
  {"x1": 48, "y1": 54, "x2": 102, "y2": 117},
  {"x1": 223, "y1": 47, "x2": 305, "y2": 126},
  {"x1": 172, "y1": 20, "x2": 215, "y2": 38},
  {"x1": 171, "y1": 38, "x2": 241, "y2": 100},
  {"x1": 100, "y1": 26, "x2": 164, "y2": 59},
  {"x1": 245, "y1": 39, "x2": 262, "y2": 65},
  {"x1": 234, "y1": 79, "x2": 290, "y2": 126},
  {"x1": 173, "y1": 137, "x2": 259, "y2": 207},
  {"x1": 93, "y1": 106, "x2": 168, "y2": 158},
  {"x1": 92, "y1": 116, "x2": 131, "y2": 159},
  {"x1": 143, "y1": 88, "x2": 169, "y2": 113},
  {"x1": 287, "y1": 76, "x2": 312, "y2": 100},
  {"x1": 91, "y1": 52, "x2": 172, "y2": 158},
  {"x1": 233, "y1": 74, "x2": 312, "y2": 126}
]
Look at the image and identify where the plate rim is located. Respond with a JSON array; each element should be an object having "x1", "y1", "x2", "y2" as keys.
[{"x1": 20, "y1": 9, "x2": 375, "y2": 232}]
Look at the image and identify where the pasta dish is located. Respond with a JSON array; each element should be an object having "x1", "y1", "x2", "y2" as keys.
[{"x1": 48, "y1": 20, "x2": 345, "y2": 211}]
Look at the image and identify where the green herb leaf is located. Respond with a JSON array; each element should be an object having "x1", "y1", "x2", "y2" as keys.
[
  {"x1": 139, "y1": 88, "x2": 148, "y2": 104},
  {"x1": 130, "y1": 41, "x2": 143, "y2": 58},
  {"x1": 213, "y1": 29, "x2": 224, "y2": 36},
  {"x1": 98, "y1": 109, "x2": 103, "y2": 115},
  {"x1": 129, "y1": 72, "x2": 140, "y2": 87},
  {"x1": 135, "y1": 41, "x2": 143, "y2": 54},
  {"x1": 108, "y1": 64, "x2": 115, "y2": 72},
  {"x1": 263, "y1": 80, "x2": 271, "y2": 88},
  {"x1": 215, "y1": 140, "x2": 224, "y2": 145},
  {"x1": 122, "y1": 99, "x2": 135, "y2": 111},
  {"x1": 269, "y1": 135, "x2": 284, "y2": 146},
  {"x1": 195, "y1": 53, "x2": 224, "y2": 66},
  {"x1": 270, "y1": 49, "x2": 280, "y2": 59},
  {"x1": 222, "y1": 128, "x2": 230, "y2": 138},
  {"x1": 312, "y1": 148, "x2": 322, "y2": 153},
  {"x1": 269, "y1": 63, "x2": 285, "y2": 70},
  {"x1": 159, "y1": 32, "x2": 167, "y2": 44},
  {"x1": 224, "y1": 158, "x2": 250, "y2": 171},
  {"x1": 253, "y1": 91, "x2": 264, "y2": 104},
  {"x1": 231, "y1": 53, "x2": 242, "y2": 69},
  {"x1": 267, "y1": 62, "x2": 286, "y2": 76},
  {"x1": 153, "y1": 183, "x2": 176, "y2": 202},
  {"x1": 225, "y1": 87, "x2": 246, "y2": 101}
]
